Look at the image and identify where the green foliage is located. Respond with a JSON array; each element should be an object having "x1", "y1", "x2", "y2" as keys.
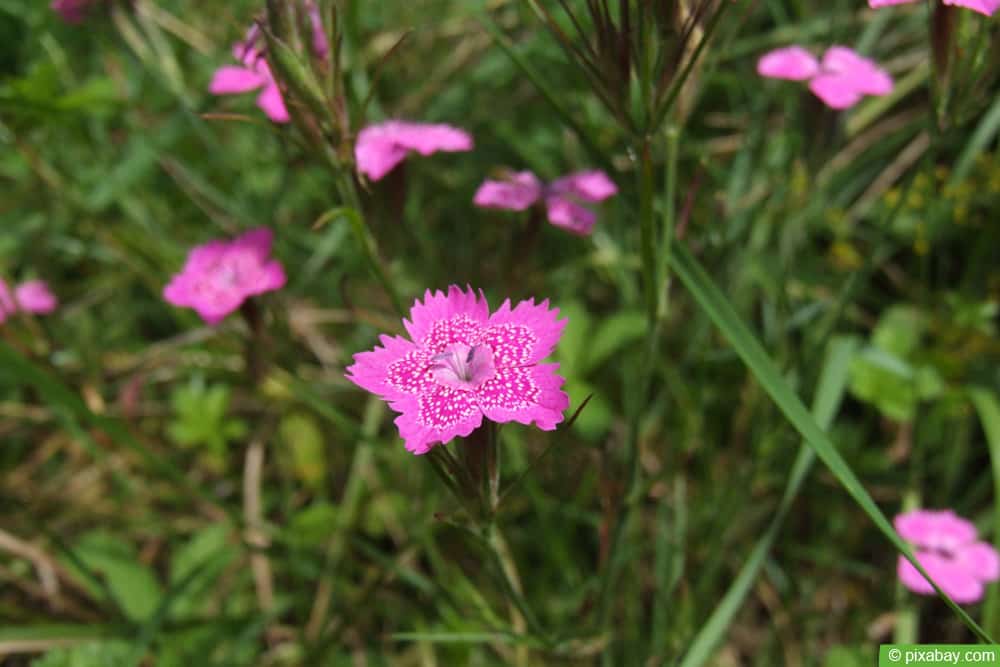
[
  {"x1": 30, "y1": 642, "x2": 134, "y2": 667},
  {"x1": 4, "y1": 0, "x2": 1000, "y2": 664},
  {"x1": 167, "y1": 376, "x2": 248, "y2": 461},
  {"x1": 849, "y1": 306, "x2": 944, "y2": 422}
]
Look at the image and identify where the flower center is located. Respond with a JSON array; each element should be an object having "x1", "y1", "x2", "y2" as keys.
[{"x1": 430, "y1": 343, "x2": 496, "y2": 391}]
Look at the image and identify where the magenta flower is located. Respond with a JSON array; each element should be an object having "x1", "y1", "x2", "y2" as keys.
[
  {"x1": 895, "y1": 509, "x2": 1000, "y2": 604},
  {"x1": 163, "y1": 227, "x2": 286, "y2": 325},
  {"x1": 51, "y1": 0, "x2": 93, "y2": 22},
  {"x1": 474, "y1": 169, "x2": 618, "y2": 236},
  {"x1": 354, "y1": 121, "x2": 474, "y2": 181},
  {"x1": 0, "y1": 279, "x2": 58, "y2": 323},
  {"x1": 346, "y1": 285, "x2": 570, "y2": 455},
  {"x1": 208, "y1": 5, "x2": 327, "y2": 123},
  {"x1": 757, "y1": 45, "x2": 893, "y2": 109},
  {"x1": 869, "y1": 0, "x2": 998, "y2": 16},
  {"x1": 210, "y1": 41, "x2": 289, "y2": 123}
]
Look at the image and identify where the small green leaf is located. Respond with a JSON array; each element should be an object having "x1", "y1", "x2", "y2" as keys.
[
  {"x1": 30, "y1": 641, "x2": 134, "y2": 667},
  {"x1": 279, "y1": 413, "x2": 327, "y2": 489},
  {"x1": 582, "y1": 311, "x2": 647, "y2": 375},
  {"x1": 62, "y1": 532, "x2": 162, "y2": 622}
]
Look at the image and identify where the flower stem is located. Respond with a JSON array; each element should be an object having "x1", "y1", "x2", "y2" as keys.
[
  {"x1": 240, "y1": 298, "x2": 265, "y2": 386},
  {"x1": 657, "y1": 126, "x2": 680, "y2": 321},
  {"x1": 638, "y1": 138, "x2": 657, "y2": 325},
  {"x1": 333, "y1": 172, "x2": 405, "y2": 318}
]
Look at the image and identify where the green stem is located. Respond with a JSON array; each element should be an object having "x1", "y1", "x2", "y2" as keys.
[
  {"x1": 894, "y1": 488, "x2": 921, "y2": 645},
  {"x1": 638, "y1": 139, "x2": 657, "y2": 325},
  {"x1": 334, "y1": 173, "x2": 405, "y2": 317},
  {"x1": 658, "y1": 126, "x2": 680, "y2": 321}
]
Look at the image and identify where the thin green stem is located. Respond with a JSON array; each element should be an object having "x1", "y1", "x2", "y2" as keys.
[
  {"x1": 638, "y1": 139, "x2": 657, "y2": 325},
  {"x1": 333, "y1": 172, "x2": 405, "y2": 317},
  {"x1": 658, "y1": 126, "x2": 680, "y2": 320}
]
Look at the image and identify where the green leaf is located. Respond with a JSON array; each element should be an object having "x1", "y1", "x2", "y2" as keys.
[
  {"x1": 30, "y1": 641, "x2": 134, "y2": 667},
  {"x1": 62, "y1": 532, "x2": 162, "y2": 622},
  {"x1": 669, "y1": 244, "x2": 992, "y2": 642},
  {"x1": 287, "y1": 501, "x2": 339, "y2": 547},
  {"x1": 279, "y1": 412, "x2": 327, "y2": 489},
  {"x1": 872, "y1": 306, "x2": 925, "y2": 358},
  {"x1": 582, "y1": 311, "x2": 647, "y2": 375},
  {"x1": 564, "y1": 380, "x2": 613, "y2": 440},
  {"x1": 168, "y1": 524, "x2": 235, "y2": 616}
]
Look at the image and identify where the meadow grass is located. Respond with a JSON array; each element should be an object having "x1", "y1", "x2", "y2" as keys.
[{"x1": 2, "y1": 1, "x2": 1000, "y2": 665}]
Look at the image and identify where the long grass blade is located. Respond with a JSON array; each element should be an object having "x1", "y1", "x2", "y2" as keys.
[
  {"x1": 668, "y1": 244, "x2": 993, "y2": 642},
  {"x1": 676, "y1": 336, "x2": 856, "y2": 667}
]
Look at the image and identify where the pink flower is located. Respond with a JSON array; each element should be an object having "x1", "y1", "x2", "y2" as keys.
[
  {"x1": 757, "y1": 45, "x2": 893, "y2": 109},
  {"x1": 51, "y1": 0, "x2": 93, "y2": 22},
  {"x1": 869, "y1": 0, "x2": 998, "y2": 16},
  {"x1": 0, "y1": 279, "x2": 58, "y2": 323},
  {"x1": 354, "y1": 121, "x2": 474, "y2": 181},
  {"x1": 208, "y1": 6, "x2": 327, "y2": 123},
  {"x1": 474, "y1": 169, "x2": 618, "y2": 236},
  {"x1": 163, "y1": 227, "x2": 286, "y2": 325},
  {"x1": 346, "y1": 285, "x2": 570, "y2": 455},
  {"x1": 210, "y1": 42, "x2": 290, "y2": 123},
  {"x1": 895, "y1": 509, "x2": 1000, "y2": 604}
]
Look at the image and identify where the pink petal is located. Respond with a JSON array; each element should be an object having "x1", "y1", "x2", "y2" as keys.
[
  {"x1": 549, "y1": 170, "x2": 618, "y2": 202},
  {"x1": 256, "y1": 82, "x2": 290, "y2": 123},
  {"x1": 163, "y1": 228, "x2": 284, "y2": 325},
  {"x1": 485, "y1": 297, "x2": 567, "y2": 365},
  {"x1": 476, "y1": 364, "x2": 568, "y2": 431},
  {"x1": 384, "y1": 121, "x2": 474, "y2": 155},
  {"x1": 894, "y1": 509, "x2": 978, "y2": 551},
  {"x1": 306, "y1": 0, "x2": 330, "y2": 58},
  {"x1": 180, "y1": 240, "x2": 229, "y2": 276},
  {"x1": 0, "y1": 279, "x2": 17, "y2": 318},
  {"x1": 248, "y1": 260, "x2": 287, "y2": 295},
  {"x1": 808, "y1": 74, "x2": 864, "y2": 109},
  {"x1": 545, "y1": 196, "x2": 598, "y2": 235},
  {"x1": 898, "y1": 553, "x2": 985, "y2": 604},
  {"x1": 209, "y1": 65, "x2": 266, "y2": 95},
  {"x1": 821, "y1": 46, "x2": 893, "y2": 96},
  {"x1": 390, "y1": 388, "x2": 484, "y2": 455},
  {"x1": 14, "y1": 281, "x2": 58, "y2": 314},
  {"x1": 944, "y1": 0, "x2": 1000, "y2": 15},
  {"x1": 403, "y1": 285, "x2": 490, "y2": 349},
  {"x1": 234, "y1": 227, "x2": 274, "y2": 260},
  {"x1": 233, "y1": 34, "x2": 260, "y2": 63},
  {"x1": 346, "y1": 335, "x2": 429, "y2": 402},
  {"x1": 51, "y1": 0, "x2": 89, "y2": 23},
  {"x1": 473, "y1": 172, "x2": 543, "y2": 211},
  {"x1": 354, "y1": 133, "x2": 410, "y2": 181},
  {"x1": 757, "y1": 46, "x2": 820, "y2": 81},
  {"x1": 957, "y1": 542, "x2": 1000, "y2": 582}
]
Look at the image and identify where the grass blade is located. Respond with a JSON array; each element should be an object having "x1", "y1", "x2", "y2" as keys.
[
  {"x1": 969, "y1": 387, "x2": 1000, "y2": 637},
  {"x1": 668, "y1": 244, "x2": 993, "y2": 642},
  {"x1": 676, "y1": 336, "x2": 856, "y2": 667}
]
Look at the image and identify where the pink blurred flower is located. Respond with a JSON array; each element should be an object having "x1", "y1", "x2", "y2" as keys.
[
  {"x1": 208, "y1": 6, "x2": 327, "y2": 123},
  {"x1": 757, "y1": 45, "x2": 893, "y2": 109},
  {"x1": 0, "y1": 279, "x2": 58, "y2": 323},
  {"x1": 346, "y1": 285, "x2": 569, "y2": 455},
  {"x1": 354, "y1": 121, "x2": 474, "y2": 181},
  {"x1": 474, "y1": 169, "x2": 618, "y2": 236},
  {"x1": 869, "y1": 0, "x2": 998, "y2": 16},
  {"x1": 210, "y1": 41, "x2": 290, "y2": 123},
  {"x1": 51, "y1": 0, "x2": 93, "y2": 23},
  {"x1": 895, "y1": 508, "x2": 1000, "y2": 604},
  {"x1": 163, "y1": 227, "x2": 286, "y2": 325}
]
